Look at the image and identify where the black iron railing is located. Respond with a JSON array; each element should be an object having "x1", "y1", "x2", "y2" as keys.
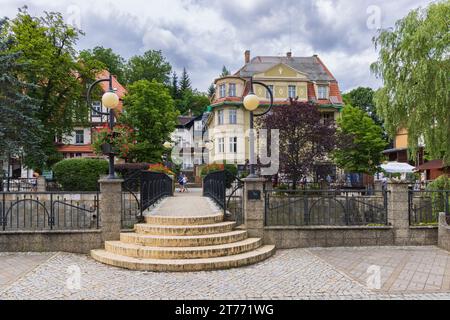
[
  {"x1": 264, "y1": 189, "x2": 389, "y2": 226},
  {"x1": 408, "y1": 190, "x2": 450, "y2": 225},
  {"x1": 1, "y1": 178, "x2": 37, "y2": 192},
  {"x1": 203, "y1": 171, "x2": 226, "y2": 209},
  {"x1": 0, "y1": 192, "x2": 99, "y2": 231},
  {"x1": 140, "y1": 171, "x2": 173, "y2": 217},
  {"x1": 203, "y1": 171, "x2": 244, "y2": 226},
  {"x1": 121, "y1": 170, "x2": 142, "y2": 228}
]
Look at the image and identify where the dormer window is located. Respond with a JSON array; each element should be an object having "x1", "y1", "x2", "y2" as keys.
[
  {"x1": 266, "y1": 85, "x2": 274, "y2": 99},
  {"x1": 219, "y1": 84, "x2": 226, "y2": 98},
  {"x1": 288, "y1": 85, "x2": 296, "y2": 99},
  {"x1": 228, "y1": 83, "x2": 236, "y2": 97},
  {"x1": 318, "y1": 85, "x2": 329, "y2": 100}
]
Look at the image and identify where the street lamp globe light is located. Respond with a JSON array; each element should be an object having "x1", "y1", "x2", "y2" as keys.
[
  {"x1": 102, "y1": 91, "x2": 119, "y2": 109},
  {"x1": 243, "y1": 93, "x2": 259, "y2": 111},
  {"x1": 163, "y1": 141, "x2": 173, "y2": 149}
]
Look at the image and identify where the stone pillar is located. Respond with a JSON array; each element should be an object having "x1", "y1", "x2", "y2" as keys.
[
  {"x1": 438, "y1": 212, "x2": 450, "y2": 251},
  {"x1": 387, "y1": 182, "x2": 410, "y2": 245},
  {"x1": 99, "y1": 178, "x2": 123, "y2": 241},
  {"x1": 243, "y1": 177, "x2": 267, "y2": 239},
  {"x1": 374, "y1": 181, "x2": 383, "y2": 192},
  {"x1": 36, "y1": 176, "x2": 46, "y2": 192}
]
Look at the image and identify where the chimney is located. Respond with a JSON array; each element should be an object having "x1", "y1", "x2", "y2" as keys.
[
  {"x1": 245, "y1": 50, "x2": 250, "y2": 64},
  {"x1": 287, "y1": 52, "x2": 292, "y2": 58}
]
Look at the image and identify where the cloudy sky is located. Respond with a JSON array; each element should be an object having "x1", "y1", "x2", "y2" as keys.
[{"x1": 1, "y1": 0, "x2": 433, "y2": 92}]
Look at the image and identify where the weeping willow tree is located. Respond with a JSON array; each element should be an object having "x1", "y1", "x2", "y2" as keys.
[{"x1": 371, "y1": 1, "x2": 450, "y2": 164}]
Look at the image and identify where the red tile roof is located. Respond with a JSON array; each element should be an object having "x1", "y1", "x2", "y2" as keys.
[{"x1": 96, "y1": 70, "x2": 127, "y2": 112}]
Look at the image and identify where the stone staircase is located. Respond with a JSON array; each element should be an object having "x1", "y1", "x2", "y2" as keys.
[{"x1": 91, "y1": 213, "x2": 275, "y2": 272}]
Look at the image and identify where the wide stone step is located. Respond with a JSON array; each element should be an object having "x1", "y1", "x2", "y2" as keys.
[
  {"x1": 120, "y1": 230, "x2": 248, "y2": 247},
  {"x1": 134, "y1": 221, "x2": 236, "y2": 236},
  {"x1": 91, "y1": 245, "x2": 275, "y2": 272},
  {"x1": 104, "y1": 238, "x2": 262, "y2": 259},
  {"x1": 144, "y1": 213, "x2": 223, "y2": 226}
]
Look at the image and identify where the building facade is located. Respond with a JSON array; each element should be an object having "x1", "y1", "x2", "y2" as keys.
[
  {"x1": 205, "y1": 51, "x2": 344, "y2": 176},
  {"x1": 56, "y1": 70, "x2": 127, "y2": 160}
]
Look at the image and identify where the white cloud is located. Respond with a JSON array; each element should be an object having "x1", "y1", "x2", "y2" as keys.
[{"x1": 1, "y1": 0, "x2": 434, "y2": 92}]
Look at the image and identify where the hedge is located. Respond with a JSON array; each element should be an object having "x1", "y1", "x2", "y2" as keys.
[{"x1": 53, "y1": 158, "x2": 109, "y2": 191}]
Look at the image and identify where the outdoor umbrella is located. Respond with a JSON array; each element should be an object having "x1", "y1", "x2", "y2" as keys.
[{"x1": 380, "y1": 161, "x2": 416, "y2": 173}]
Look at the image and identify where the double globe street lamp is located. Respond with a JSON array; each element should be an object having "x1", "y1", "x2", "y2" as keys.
[
  {"x1": 242, "y1": 77, "x2": 274, "y2": 178},
  {"x1": 87, "y1": 74, "x2": 120, "y2": 179}
]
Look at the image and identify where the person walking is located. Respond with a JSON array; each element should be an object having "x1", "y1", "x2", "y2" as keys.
[
  {"x1": 178, "y1": 173, "x2": 185, "y2": 193},
  {"x1": 182, "y1": 174, "x2": 189, "y2": 193}
]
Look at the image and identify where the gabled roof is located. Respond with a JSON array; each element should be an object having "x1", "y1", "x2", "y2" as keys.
[
  {"x1": 176, "y1": 114, "x2": 203, "y2": 128},
  {"x1": 236, "y1": 55, "x2": 335, "y2": 81}
]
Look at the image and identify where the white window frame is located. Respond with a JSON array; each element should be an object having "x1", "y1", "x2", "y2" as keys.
[
  {"x1": 219, "y1": 84, "x2": 226, "y2": 98},
  {"x1": 194, "y1": 121, "x2": 202, "y2": 131},
  {"x1": 318, "y1": 85, "x2": 329, "y2": 100},
  {"x1": 229, "y1": 109, "x2": 237, "y2": 124},
  {"x1": 228, "y1": 83, "x2": 236, "y2": 97},
  {"x1": 229, "y1": 137, "x2": 237, "y2": 153},
  {"x1": 218, "y1": 109, "x2": 224, "y2": 125},
  {"x1": 92, "y1": 101, "x2": 102, "y2": 115},
  {"x1": 288, "y1": 85, "x2": 296, "y2": 99},
  {"x1": 218, "y1": 138, "x2": 225, "y2": 153},
  {"x1": 75, "y1": 130, "x2": 84, "y2": 144}
]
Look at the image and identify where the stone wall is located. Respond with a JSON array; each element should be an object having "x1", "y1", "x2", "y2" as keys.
[
  {"x1": 0, "y1": 230, "x2": 103, "y2": 254},
  {"x1": 438, "y1": 212, "x2": 450, "y2": 251},
  {"x1": 264, "y1": 225, "x2": 437, "y2": 248},
  {"x1": 264, "y1": 226, "x2": 394, "y2": 248}
]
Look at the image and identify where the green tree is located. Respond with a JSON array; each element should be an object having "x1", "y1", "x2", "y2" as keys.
[
  {"x1": 6, "y1": 7, "x2": 101, "y2": 169},
  {"x1": 79, "y1": 46, "x2": 126, "y2": 83},
  {"x1": 178, "y1": 90, "x2": 210, "y2": 116},
  {"x1": 0, "y1": 18, "x2": 45, "y2": 164},
  {"x1": 207, "y1": 83, "x2": 215, "y2": 100},
  {"x1": 170, "y1": 71, "x2": 180, "y2": 100},
  {"x1": 220, "y1": 66, "x2": 231, "y2": 77},
  {"x1": 342, "y1": 87, "x2": 377, "y2": 120},
  {"x1": 126, "y1": 50, "x2": 172, "y2": 85},
  {"x1": 333, "y1": 106, "x2": 388, "y2": 175},
  {"x1": 179, "y1": 68, "x2": 192, "y2": 94},
  {"x1": 121, "y1": 80, "x2": 179, "y2": 162},
  {"x1": 371, "y1": 1, "x2": 450, "y2": 163}
]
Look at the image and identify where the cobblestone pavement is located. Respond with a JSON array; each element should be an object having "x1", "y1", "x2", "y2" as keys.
[
  {"x1": 1, "y1": 247, "x2": 450, "y2": 300},
  {"x1": 310, "y1": 246, "x2": 450, "y2": 293},
  {"x1": 0, "y1": 252, "x2": 54, "y2": 291}
]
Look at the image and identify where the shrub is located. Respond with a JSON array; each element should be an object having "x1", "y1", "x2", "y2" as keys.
[
  {"x1": 426, "y1": 175, "x2": 450, "y2": 219},
  {"x1": 53, "y1": 158, "x2": 109, "y2": 191}
]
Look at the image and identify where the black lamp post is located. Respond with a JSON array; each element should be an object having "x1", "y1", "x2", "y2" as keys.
[
  {"x1": 242, "y1": 77, "x2": 274, "y2": 178},
  {"x1": 86, "y1": 74, "x2": 120, "y2": 179}
]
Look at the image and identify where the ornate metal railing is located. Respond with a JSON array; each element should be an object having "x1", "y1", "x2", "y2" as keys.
[
  {"x1": 203, "y1": 171, "x2": 226, "y2": 209},
  {"x1": 264, "y1": 189, "x2": 389, "y2": 226},
  {"x1": 0, "y1": 192, "x2": 99, "y2": 231},
  {"x1": 203, "y1": 171, "x2": 244, "y2": 226},
  {"x1": 408, "y1": 190, "x2": 450, "y2": 225},
  {"x1": 1, "y1": 178, "x2": 37, "y2": 192},
  {"x1": 121, "y1": 170, "x2": 142, "y2": 228},
  {"x1": 140, "y1": 171, "x2": 173, "y2": 216}
]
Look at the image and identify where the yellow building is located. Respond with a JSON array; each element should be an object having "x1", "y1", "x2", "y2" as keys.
[{"x1": 205, "y1": 51, "x2": 344, "y2": 170}]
